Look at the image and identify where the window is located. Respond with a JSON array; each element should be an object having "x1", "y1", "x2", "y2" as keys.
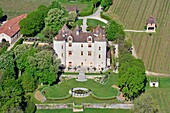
[
  {"x1": 81, "y1": 44, "x2": 83, "y2": 47},
  {"x1": 68, "y1": 37, "x2": 72, "y2": 41},
  {"x1": 68, "y1": 51, "x2": 72, "y2": 55},
  {"x1": 99, "y1": 54, "x2": 101, "y2": 58},
  {"x1": 81, "y1": 51, "x2": 83, "y2": 56},
  {"x1": 69, "y1": 43, "x2": 72, "y2": 47},
  {"x1": 61, "y1": 45, "x2": 63, "y2": 49},
  {"x1": 88, "y1": 44, "x2": 92, "y2": 48},
  {"x1": 81, "y1": 62, "x2": 83, "y2": 66},
  {"x1": 88, "y1": 51, "x2": 92, "y2": 56},
  {"x1": 69, "y1": 62, "x2": 72, "y2": 67},
  {"x1": 62, "y1": 53, "x2": 63, "y2": 57},
  {"x1": 99, "y1": 47, "x2": 101, "y2": 50},
  {"x1": 88, "y1": 37, "x2": 92, "y2": 41}
]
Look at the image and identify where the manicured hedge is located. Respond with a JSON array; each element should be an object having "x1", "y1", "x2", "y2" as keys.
[
  {"x1": 91, "y1": 93, "x2": 117, "y2": 100},
  {"x1": 79, "y1": 4, "x2": 94, "y2": 16}
]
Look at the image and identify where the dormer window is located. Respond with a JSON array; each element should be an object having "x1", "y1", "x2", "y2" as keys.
[
  {"x1": 87, "y1": 36, "x2": 92, "y2": 42},
  {"x1": 67, "y1": 36, "x2": 73, "y2": 42}
]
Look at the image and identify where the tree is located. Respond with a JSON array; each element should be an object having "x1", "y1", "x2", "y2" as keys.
[
  {"x1": 101, "y1": 0, "x2": 112, "y2": 10},
  {"x1": 25, "y1": 101, "x2": 36, "y2": 113},
  {"x1": 68, "y1": 11, "x2": 77, "y2": 22},
  {"x1": 42, "y1": 27, "x2": 56, "y2": 39},
  {"x1": 0, "y1": 52, "x2": 16, "y2": 79},
  {"x1": 48, "y1": 1, "x2": 62, "y2": 10},
  {"x1": 106, "y1": 20, "x2": 125, "y2": 41},
  {"x1": 133, "y1": 94, "x2": 158, "y2": 113},
  {"x1": 44, "y1": 8, "x2": 68, "y2": 35},
  {"x1": 0, "y1": 78, "x2": 24, "y2": 112},
  {"x1": 14, "y1": 44, "x2": 37, "y2": 76},
  {"x1": 21, "y1": 70, "x2": 36, "y2": 92},
  {"x1": 19, "y1": 5, "x2": 48, "y2": 36},
  {"x1": 27, "y1": 50, "x2": 61, "y2": 85},
  {"x1": 0, "y1": 7, "x2": 3, "y2": 20},
  {"x1": 118, "y1": 53, "x2": 146, "y2": 100}
]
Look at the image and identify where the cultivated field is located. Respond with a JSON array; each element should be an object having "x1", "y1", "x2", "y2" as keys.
[
  {"x1": 0, "y1": 0, "x2": 53, "y2": 19},
  {"x1": 146, "y1": 76, "x2": 170, "y2": 113},
  {"x1": 0, "y1": 0, "x2": 86, "y2": 19},
  {"x1": 107, "y1": 0, "x2": 170, "y2": 74}
]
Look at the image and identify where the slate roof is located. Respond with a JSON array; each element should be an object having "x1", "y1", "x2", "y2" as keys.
[
  {"x1": 0, "y1": 14, "x2": 27, "y2": 37},
  {"x1": 147, "y1": 16, "x2": 156, "y2": 24},
  {"x1": 54, "y1": 25, "x2": 106, "y2": 42}
]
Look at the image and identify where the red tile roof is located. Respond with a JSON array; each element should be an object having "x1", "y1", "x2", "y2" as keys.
[{"x1": 0, "y1": 14, "x2": 27, "y2": 37}]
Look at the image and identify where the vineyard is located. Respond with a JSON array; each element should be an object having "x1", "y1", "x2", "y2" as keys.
[
  {"x1": 0, "y1": 0, "x2": 53, "y2": 19},
  {"x1": 107, "y1": 0, "x2": 170, "y2": 74},
  {"x1": 146, "y1": 76, "x2": 170, "y2": 113}
]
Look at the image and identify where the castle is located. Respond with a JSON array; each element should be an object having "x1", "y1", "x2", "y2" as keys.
[{"x1": 53, "y1": 24, "x2": 110, "y2": 71}]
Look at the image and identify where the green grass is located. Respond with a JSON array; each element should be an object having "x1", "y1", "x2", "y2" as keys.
[
  {"x1": 33, "y1": 74, "x2": 120, "y2": 104},
  {"x1": 74, "y1": 19, "x2": 83, "y2": 26},
  {"x1": 145, "y1": 76, "x2": 170, "y2": 113},
  {"x1": 146, "y1": 76, "x2": 170, "y2": 88},
  {"x1": 43, "y1": 75, "x2": 118, "y2": 98},
  {"x1": 87, "y1": 19, "x2": 106, "y2": 27},
  {"x1": 36, "y1": 109, "x2": 130, "y2": 113}
]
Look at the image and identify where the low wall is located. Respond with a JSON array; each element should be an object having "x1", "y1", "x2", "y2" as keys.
[
  {"x1": 62, "y1": 75, "x2": 103, "y2": 79},
  {"x1": 36, "y1": 103, "x2": 133, "y2": 109}
]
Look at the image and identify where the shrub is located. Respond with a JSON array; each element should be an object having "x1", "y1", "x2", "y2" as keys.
[
  {"x1": 100, "y1": 12, "x2": 111, "y2": 21},
  {"x1": 25, "y1": 101, "x2": 36, "y2": 113},
  {"x1": 0, "y1": 45, "x2": 7, "y2": 55}
]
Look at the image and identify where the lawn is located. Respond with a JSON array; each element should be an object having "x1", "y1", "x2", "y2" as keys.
[
  {"x1": 36, "y1": 109, "x2": 130, "y2": 113},
  {"x1": 145, "y1": 76, "x2": 170, "y2": 113},
  {"x1": 42, "y1": 74, "x2": 119, "y2": 99},
  {"x1": 107, "y1": 0, "x2": 170, "y2": 74},
  {"x1": 34, "y1": 74, "x2": 120, "y2": 104},
  {"x1": 87, "y1": 19, "x2": 106, "y2": 27}
]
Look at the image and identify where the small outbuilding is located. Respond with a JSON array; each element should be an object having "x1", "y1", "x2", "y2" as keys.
[
  {"x1": 146, "y1": 16, "x2": 157, "y2": 32},
  {"x1": 149, "y1": 78, "x2": 159, "y2": 87},
  {"x1": 0, "y1": 14, "x2": 27, "y2": 45}
]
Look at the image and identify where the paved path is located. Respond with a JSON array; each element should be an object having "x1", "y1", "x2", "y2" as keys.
[
  {"x1": 78, "y1": 6, "x2": 108, "y2": 31},
  {"x1": 146, "y1": 71, "x2": 170, "y2": 76},
  {"x1": 124, "y1": 30, "x2": 146, "y2": 33},
  {"x1": 81, "y1": 18, "x2": 87, "y2": 32}
]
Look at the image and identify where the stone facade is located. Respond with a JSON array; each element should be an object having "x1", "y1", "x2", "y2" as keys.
[{"x1": 53, "y1": 25, "x2": 110, "y2": 70}]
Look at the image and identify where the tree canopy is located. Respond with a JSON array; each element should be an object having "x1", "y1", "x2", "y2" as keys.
[
  {"x1": 19, "y1": 5, "x2": 48, "y2": 36},
  {"x1": 44, "y1": 8, "x2": 68, "y2": 36},
  {"x1": 101, "y1": 0, "x2": 112, "y2": 10},
  {"x1": 118, "y1": 53, "x2": 146, "y2": 100},
  {"x1": 0, "y1": 52, "x2": 16, "y2": 79},
  {"x1": 106, "y1": 20, "x2": 125, "y2": 41},
  {"x1": 0, "y1": 78, "x2": 24, "y2": 112},
  {"x1": 14, "y1": 44, "x2": 37, "y2": 76},
  {"x1": 133, "y1": 94, "x2": 158, "y2": 113},
  {"x1": 27, "y1": 50, "x2": 61, "y2": 85}
]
